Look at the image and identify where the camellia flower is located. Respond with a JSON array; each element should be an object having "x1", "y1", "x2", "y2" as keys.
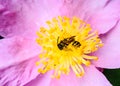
[{"x1": 0, "y1": 0, "x2": 120, "y2": 86}]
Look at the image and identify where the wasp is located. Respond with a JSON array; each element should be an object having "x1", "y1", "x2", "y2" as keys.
[
  {"x1": 72, "y1": 40, "x2": 81, "y2": 47},
  {"x1": 57, "y1": 36, "x2": 81, "y2": 50}
]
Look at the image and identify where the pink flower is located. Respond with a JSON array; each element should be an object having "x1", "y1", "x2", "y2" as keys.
[{"x1": 0, "y1": 0, "x2": 120, "y2": 86}]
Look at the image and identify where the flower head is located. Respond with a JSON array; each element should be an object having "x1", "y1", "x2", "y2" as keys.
[
  {"x1": 36, "y1": 16, "x2": 103, "y2": 78},
  {"x1": 0, "y1": 0, "x2": 120, "y2": 86}
]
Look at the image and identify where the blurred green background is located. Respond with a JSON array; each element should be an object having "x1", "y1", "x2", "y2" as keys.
[{"x1": 103, "y1": 69, "x2": 120, "y2": 86}]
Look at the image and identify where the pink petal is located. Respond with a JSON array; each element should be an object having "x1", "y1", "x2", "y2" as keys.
[
  {"x1": 61, "y1": 0, "x2": 120, "y2": 34},
  {"x1": 24, "y1": 71, "x2": 53, "y2": 86},
  {"x1": 0, "y1": 0, "x2": 64, "y2": 37},
  {"x1": 50, "y1": 65, "x2": 111, "y2": 86},
  {"x1": 0, "y1": 1, "x2": 28, "y2": 37},
  {"x1": 0, "y1": 36, "x2": 40, "y2": 68},
  {"x1": 61, "y1": 0, "x2": 108, "y2": 17},
  {"x1": 0, "y1": 56, "x2": 39, "y2": 86},
  {"x1": 89, "y1": 0, "x2": 120, "y2": 34},
  {"x1": 93, "y1": 21, "x2": 120, "y2": 68}
]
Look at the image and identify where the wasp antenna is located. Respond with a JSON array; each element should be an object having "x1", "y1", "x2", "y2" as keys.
[
  {"x1": 57, "y1": 37, "x2": 59, "y2": 44},
  {"x1": 70, "y1": 36, "x2": 75, "y2": 38}
]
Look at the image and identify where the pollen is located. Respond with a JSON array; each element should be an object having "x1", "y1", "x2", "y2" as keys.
[{"x1": 36, "y1": 16, "x2": 103, "y2": 78}]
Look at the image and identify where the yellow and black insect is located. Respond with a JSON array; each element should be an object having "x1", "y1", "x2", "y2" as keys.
[{"x1": 57, "y1": 36, "x2": 81, "y2": 50}]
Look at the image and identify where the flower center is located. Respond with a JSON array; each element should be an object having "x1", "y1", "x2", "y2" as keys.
[{"x1": 36, "y1": 16, "x2": 103, "y2": 78}]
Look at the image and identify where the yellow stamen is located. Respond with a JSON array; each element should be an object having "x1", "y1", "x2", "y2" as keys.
[{"x1": 36, "y1": 16, "x2": 103, "y2": 78}]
